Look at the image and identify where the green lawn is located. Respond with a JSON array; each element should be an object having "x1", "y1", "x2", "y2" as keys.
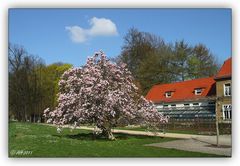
[{"x1": 9, "y1": 122, "x2": 220, "y2": 157}]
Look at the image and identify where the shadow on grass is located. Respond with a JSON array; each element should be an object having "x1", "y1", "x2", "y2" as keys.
[{"x1": 53, "y1": 132, "x2": 161, "y2": 141}]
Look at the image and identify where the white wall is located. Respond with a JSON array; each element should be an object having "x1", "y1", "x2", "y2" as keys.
[{"x1": 155, "y1": 101, "x2": 215, "y2": 109}]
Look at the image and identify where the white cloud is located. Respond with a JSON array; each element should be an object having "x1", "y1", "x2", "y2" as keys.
[
  {"x1": 65, "y1": 17, "x2": 118, "y2": 43},
  {"x1": 65, "y1": 26, "x2": 88, "y2": 43},
  {"x1": 88, "y1": 17, "x2": 118, "y2": 36}
]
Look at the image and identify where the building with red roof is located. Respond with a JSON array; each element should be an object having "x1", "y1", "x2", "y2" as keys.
[
  {"x1": 145, "y1": 77, "x2": 216, "y2": 103},
  {"x1": 214, "y1": 57, "x2": 232, "y2": 122},
  {"x1": 215, "y1": 57, "x2": 232, "y2": 80},
  {"x1": 145, "y1": 57, "x2": 232, "y2": 121}
]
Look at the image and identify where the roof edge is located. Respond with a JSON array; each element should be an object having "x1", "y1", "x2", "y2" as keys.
[
  {"x1": 214, "y1": 74, "x2": 231, "y2": 80},
  {"x1": 151, "y1": 76, "x2": 214, "y2": 88}
]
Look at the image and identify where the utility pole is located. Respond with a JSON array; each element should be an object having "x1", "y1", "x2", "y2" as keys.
[
  {"x1": 215, "y1": 99, "x2": 220, "y2": 147},
  {"x1": 216, "y1": 116, "x2": 219, "y2": 147}
]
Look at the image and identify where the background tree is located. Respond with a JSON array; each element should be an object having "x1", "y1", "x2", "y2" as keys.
[
  {"x1": 119, "y1": 28, "x2": 174, "y2": 95},
  {"x1": 136, "y1": 45, "x2": 175, "y2": 94},
  {"x1": 9, "y1": 44, "x2": 44, "y2": 121},
  {"x1": 187, "y1": 44, "x2": 219, "y2": 79},
  {"x1": 40, "y1": 63, "x2": 72, "y2": 110},
  {"x1": 44, "y1": 52, "x2": 168, "y2": 140},
  {"x1": 118, "y1": 28, "x2": 219, "y2": 95},
  {"x1": 120, "y1": 28, "x2": 165, "y2": 79},
  {"x1": 9, "y1": 44, "x2": 72, "y2": 122},
  {"x1": 172, "y1": 40, "x2": 192, "y2": 81}
]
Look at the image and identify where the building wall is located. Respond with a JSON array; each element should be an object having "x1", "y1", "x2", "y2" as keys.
[
  {"x1": 215, "y1": 79, "x2": 232, "y2": 121},
  {"x1": 155, "y1": 101, "x2": 215, "y2": 110},
  {"x1": 216, "y1": 79, "x2": 231, "y2": 98}
]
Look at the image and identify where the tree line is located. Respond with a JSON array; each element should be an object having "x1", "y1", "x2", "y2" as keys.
[
  {"x1": 117, "y1": 28, "x2": 220, "y2": 95},
  {"x1": 9, "y1": 28, "x2": 219, "y2": 122},
  {"x1": 9, "y1": 44, "x2": 72, "y2": 122}
]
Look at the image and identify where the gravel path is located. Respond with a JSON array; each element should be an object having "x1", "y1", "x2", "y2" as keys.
[
  {"x1": 145, "y1": 138, "x2": 231, "y2": 156},
  {"x1": 194, "y1": 135, "x2": 231, "y2": 146},
  {"x1": 80, "y1": 126, "x2": 206, "y2": 139}
]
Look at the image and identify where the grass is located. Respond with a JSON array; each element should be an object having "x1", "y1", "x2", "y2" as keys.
[{"x1": 9, "y1": 122, "x2": 221, "y2": 157}]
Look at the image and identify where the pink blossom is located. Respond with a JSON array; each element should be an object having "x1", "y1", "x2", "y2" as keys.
[{"x1": 44, "y1": 51, "x2": 168, "y2": 138}]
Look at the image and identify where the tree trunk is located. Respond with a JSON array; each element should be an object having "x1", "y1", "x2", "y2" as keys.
[
  {"x1": 34, "y1": 114, "x2": 36, "y2": 123},
  {"x1": 102, "y1": 127, "x2": 115, "y2": 140}
]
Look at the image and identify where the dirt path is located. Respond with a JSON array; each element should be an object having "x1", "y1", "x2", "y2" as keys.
[{"x1": 80, "y1": 126, "x2": 205, "y2": 139}]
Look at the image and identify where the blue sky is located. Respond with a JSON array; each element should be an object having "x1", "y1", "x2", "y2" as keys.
[{"x1": 9, "y1": 9, "x2": 231, "y2": 67}]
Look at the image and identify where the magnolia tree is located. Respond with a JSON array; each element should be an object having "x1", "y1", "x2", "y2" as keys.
[{"x1": 44, "y1": 51, "x2": 168, "y2": 140}]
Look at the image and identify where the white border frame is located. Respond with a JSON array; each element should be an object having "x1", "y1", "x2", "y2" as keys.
[{"x1": 1, "y1": 0, "x2": 239, "y2": 165}]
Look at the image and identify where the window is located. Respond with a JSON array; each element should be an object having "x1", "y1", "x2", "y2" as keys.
[
  {"x1": 163, "y1": 104, "x2": 168, "y2": 108},
  {"x1": 184, "y1": 103, "x2": 190, "y2": 107},
  {"x1": 222, "y1": 105, "x2": 232, "y2": 120},
  {"x1": 208, "y1": 102, "x2": 215, "y2": 105},
  {"x1": 194, "y1": 88, "x2": 202, "y2": 95},
  {"x1": 156, "y1": 105, "x2": 161, "y2": 109},
  {"x1": 193, "y1": 103, "x2": 199, "y2": 106},
  {"x1": 224, "y1": 83, "x2": 231, "y2": 96},
  {"x1": 171, "y1": 104, "x2": 176, "y2": 107},
  {"x1": 165, "y1": 92, "x2": 172, "y2": 98}
]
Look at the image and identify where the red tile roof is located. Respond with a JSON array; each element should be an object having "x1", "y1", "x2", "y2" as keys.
[
  {"x1": 215, "y1": 57, "x2": 232, "y2": 79},
  {"x1": 145, "y1": 77, "x2": 216, "y2": 103}
]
